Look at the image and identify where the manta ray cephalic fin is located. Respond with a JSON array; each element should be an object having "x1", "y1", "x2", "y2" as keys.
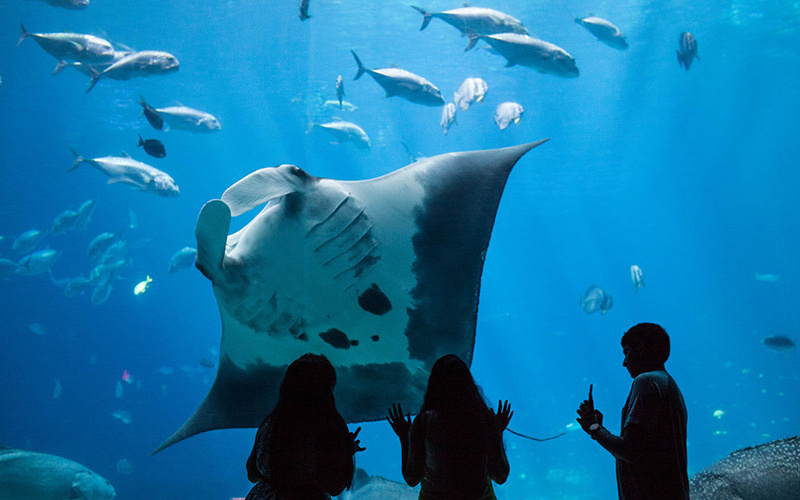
[
  {"x1": 195, "y1": 200, "x2": 231, "y2": 282},
  {"x1": 221, "y1": 165, "x2": 308, "y2": 217}
]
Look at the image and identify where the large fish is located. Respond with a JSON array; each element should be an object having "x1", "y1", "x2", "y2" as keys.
[
  {"x1": 155, "y1": 140, "x2": 549, "y2": 451},
  {"x1": 16, "y1": 249, "x2": 59, "y2": 276},
  {"x1": 689, "y1": 436, "x2": 800, "y2": 499},
  {"x1": 18, "y1": 24, "x2": 114, "y2": 65},
  {"x1": 314, "y1": 120, "x2": 371, "y2": 149},
  {"x1": 0, "y1": 446, "x2": 115, "y2": 500},
  {"x1": 471, "y1": 33, "x2": 579, "y2": 78},
  {"x1": 575, "y1": 16, "x2": 628, "y2": 50},
  {"x1": 411, "y1": 5, "x2": 527, "y2": 50},
  {"x1": 155, "y1": 104, "x2": 221, "y2": 133},
  {"x1": 30, "y1": 0, "x2": 89, "y2": 9},
  {"x1": 351, "y1": 51, "x2": 444, "y2": 107},
  {"x1": 86, "y1": 50, "x2": 179, "y2": 93},
  {"x1": 69, "y1": 149, "x2": 179, "y2": 197}
]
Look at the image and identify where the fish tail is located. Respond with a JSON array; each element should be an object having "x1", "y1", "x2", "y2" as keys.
[
  {"x1": 17, "y1": 23, "x2": 29, "y2": 47},
  {"x1": 350, "y1": 50, "x2": 366, "y2": 80},
  {"x1": 85, "y1": 67, "x2": 101, "y2": 94},
  {"x1": 137, "y1": 135, "x2": 144, "y2": 147},
  {"x1": 410, "y1": 6, "x2": 432, "y2": 30},
  {"x1": 68, "y1": 147, "x2": 84, "y2": 171},
  {"x1": 464, "y1": 32, "x2": 480, "y2": 51}
]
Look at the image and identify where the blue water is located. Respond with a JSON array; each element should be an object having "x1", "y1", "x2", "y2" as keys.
[{"x1": 1, "y1": 0, "x2": 799, "y2": 498}]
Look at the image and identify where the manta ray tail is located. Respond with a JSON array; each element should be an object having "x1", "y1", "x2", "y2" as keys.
[
  {"x1": 350, "y1": 50, "x2": 366, "y2": 80},
  {"x1": 195, "y1": 200, "x2": 231, "y2": 283},
  {"x1": 410, "y1": 6, "x2": 433, "y2": 30}
]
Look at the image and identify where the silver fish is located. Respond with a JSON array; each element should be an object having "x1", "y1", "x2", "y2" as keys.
[
  {"x1": 169, "y1": 247, "x2": 197, "y2": 273},
  {"x1": 16, "y1": 249, "x2": 59, "y2": 276},
  {"x1": 155, "y1": 105, "x2": 221, "y2": 133},
  {"x1": 31, "y1": 0, "x2": 89, "y2": 9},
  {"x1": 314, "y1": 120, "x2": 371, "y2": 149},
  {"x1": 453, "y1": 77, "x2": 489, "y2": 111},
  {"x1": 86, "y1": 50, "x2": 179, "y2": 93},
  {"x1": 12, "y1": 229, "x2": 43, "y2": 254},
  {"x1": 440, "y1": 103, "x2": 457, "y2": 135},
  {"x1": 351, "y1": 51, "x2": 444, "y2": 107},
  {"x1": 69, "y1": 149, "x2": 179, "y2": 197},
  {"x1": 336, "y1": 74, "x2": 345, "y2": 108},
  {"x1": 580, "y1": 285, "x2": 613, "y2": 314},
  {"x1": 472, "y1": 33, "x2": 579, "y2": 78},
  {"x1": 575, "y1": 16, "x2": 628, "y2": 50},
  {"x1": 18, "y1": 24, "x2": 114, "y2": 65},
  {"x1": 494, "y1": 102, "x2": 524, "y2": 130},
  {"x1": 630, "y1": 265, "x2": 645, "y2": 291},
  {"x1": 51, "y1": 209, "x2": 79, "y2": 235},
  {"x1": 87, "y1": 232, "x2": 119, "y2": 260},
  {"x1": 412, "y1": 5, "x2": 528, "y2": 50}
]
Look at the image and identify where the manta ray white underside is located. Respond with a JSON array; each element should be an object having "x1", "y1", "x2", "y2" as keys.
[{"x1": 155, "y1": 140, "x2": 548, "y2": 452}]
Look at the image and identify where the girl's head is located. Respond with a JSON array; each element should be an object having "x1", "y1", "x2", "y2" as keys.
[
  {"x1": 278, "y1": 353, "x2": 336, "y2": 410},
  {"x1": 422, "y1": 354, "x2": 487, "y2": 415}
]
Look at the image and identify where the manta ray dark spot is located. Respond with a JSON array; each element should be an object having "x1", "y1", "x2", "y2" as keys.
[
  {"x1": 350, "y1": 339, "x2": 359, "y2": 346},
  {"x1": 358, "y1": 283, "x2": 392, "y2": 315},
  {"x1": 319, "y1": 328, "x2": 351, "y2": 349},
  {"x1": 371, "y1": 335, "x2": 380, "y2": 341},
  {"x1": 297, "y1": 333, "x2": 308, "y2": 341}
]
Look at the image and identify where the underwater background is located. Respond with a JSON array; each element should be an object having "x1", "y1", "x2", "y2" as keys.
[{"x1": 1, "y1": 0, "x2": 799, "y2": 498}]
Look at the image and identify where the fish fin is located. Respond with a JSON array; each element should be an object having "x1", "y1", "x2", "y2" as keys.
[
  {"x1": 504, "y1": 60, "x2": 517, "y2": 67},
  {"x1": 17, "y1": 23, "x2": 28, "y2": 47},
  {"x1": 139, "y1": 94, "x2": 149, "y2": 108},
  {"x1": 464, "y1": 32, "x2": 480, "y2": 51},
  {"x1": 52, "y1": 61, "x2": 68, "y2": 75},
  {"x1": 121, "y1": 150, "x2": 132, "y2": 158},
  {"x1": 195, "y1": 200, "x2": 231, "y2": 282},
  {"x1": 220, "y1": 165, "x2": 303, "y2": 217},
  {"x1": 68, "y1": 147, "x2": 84, "y2": 172},
  {"x1": 514, "y1": 117, "x2": 520, "y2": 125},
  {"x1": 138, "y1": 135, "x2": 144, "y2": 147},
  {"x1": 411, "y1": 6, "x2": 432, "y2": 30},
  {"x1": 676, "y1": 51, "x2": 683, "y2": 67},
  {"x1": 85, "y1": 67, "x2": 101, "y2": 93},
  {"x1": 350, "y1": 50, "x2": 366, "y2": 80}
]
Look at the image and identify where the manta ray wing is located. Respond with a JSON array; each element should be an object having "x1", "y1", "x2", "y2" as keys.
[{"x1": 154, "y1": 140, "x2": 548, "y2": 452}]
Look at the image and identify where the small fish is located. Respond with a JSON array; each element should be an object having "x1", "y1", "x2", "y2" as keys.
[
  {"x1": 87, "y1": 232, "x2": 119, "y2": 259},
  {"x1": 199, "y1": 357, "x2": 215, "y2": 368},
  {"x1": 630, "y1": 265, "x2": 645, "y2": 291},
  {"x1": 137, "y1": 135, "x2": 166, "y2": 158},
  {"x1": 299, "y1": 0, "x2": 310, "y2": 20},
  {"x1": 440, "y1": 103, "x2": 457, "y2": 135},
  {"x1": 116, "y1": 458, "x2": 134, "y2": 475},
  {"x1": 51, "y1": 209, "x2": 79, "y2": 235},
  {"x1": 677, "y1": 32, "x2": 699, "y2": 71},
  {"x1": 12, "y1": 229, "x2": 43, "y2": 254},
  {"x1": 0, "y1": 258, "x2": 20, "y2": 276},
  {"x1": 157, "y1": 366, "x2": 175, "y2": 375},
  {"x1": 139, "y1": 96, "x2": 164, "y2": 130},
  {"x1": 580, "y1": 285, "x2": 613, "y2": 314},
  {"x1": 53, "y1": 380, "x2": 62, "y2": 400},
  {"x1": 90, "y1": 276, "x2": 113, "y2": 305},
  {"x1": 454, "y1": 77, "x2": 489, "y2": 111},
  {"x1": 762, "y1": 335, "x2": 796, "y2": 351},
  {"x1": 494, "y1": 102, "x2": 524, "y2": 130},
  {"x1": 111, "y1": 409, "x2": 132, "y2": 424},
  {"x1": 322, "y1": 99, "x2": 357, "y2": 112},
  {"x1": 128, "y1": 209, "x2": 138, "y2": 230},
  {"x1": 115, "y1": 381, "x2": 124, "y2": 399},
  {"x1": 134, "y1": 275, "x2": 153, "y2": 295},
  {"x1": 74, "y1": 199, "x2": 96, "y2": 230},
  {"x1": 64, "y1": 275, "x2": 91, "y2": 297},
  {"x1": 754, "y1": 273, "x2": 780, "y2": 283},
  {"x1": 336, "y1": 74, "x2": 345, "y2": 108},
  {"x1": 713, "y1": 409, "x2": 725, "y2": 419},
  {"x1": 28, "y1": 323, "x2": 46, "y2": 335},
  {"x1": 121, "y1": 369, "x2": 132, "y2": 383},
  {"x1": 169, "y1": 247, "x2": 197, "y2": 273}
]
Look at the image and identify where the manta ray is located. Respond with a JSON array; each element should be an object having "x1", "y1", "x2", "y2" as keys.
[{"x1": 155, "y1": 140, "x2": 548, "y2": 451}]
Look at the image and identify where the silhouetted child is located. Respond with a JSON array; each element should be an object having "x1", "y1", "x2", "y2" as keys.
[
  {"x1": 387, "y1": 354, "x2": 512, "y2": 500},
  {"x1": 577, "y1": 322, "x2": 689, "y2": 499},
  {"x1": 246, "y1": 353, "x2": 364, "y2": 500}
]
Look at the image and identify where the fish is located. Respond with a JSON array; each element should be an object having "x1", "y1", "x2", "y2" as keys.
[
  {"x1": 51, "y1": 209, "x2": 79, "y2": 235},
  {"x1": 91, "y1": 275, "x2": 113, "y2": 305},
  {"x1": 440, "y1": 103, "x2": 457, "y2": 135},
  {"x1": 168, "y1": 247, "x2": 197, "y2": 273},
  {"x1": 16, "y1": 249, "x2": 59, "y2": 276},
  {"x1": 580, "y1": 285, "x2": 613, "y2": 314},
  {"x1": 153, "y1": 104, "x2": 221, "y2": 133},
  {"x1": 630, "y1": 264, "x2": 645, "y2": 291},
  {"x1": 677, "y1": 32, "x2": 699, "y2": 71},
  {"x1": 115, "y1": 458, "x2": 133, "y2": 476},
  {"x1": 762, "y1": 335, "x2": 796, "y2": 351},
  {"x1": 137, "y1": 135, "x2": 166, "y2": 158},
  {"x1": 411, "y1": 6, "x2": 528, "y2": 50},
  {"x1": 53, "y1": 380, "x2": 62, "y2": 399},
  {"x1": 12, "y1": 229, "x2": 43, "y2": 254},
  {"x1": 299, "y1": 0, "x2": 310, "y2": 20},
  {"x1": 74, "y1": 199, "x2": 96, "y2": 230},
  {"x1": 27, "y1": 323, "x2": 46, "y2": 335},
  {"x1": 495, "y1": 102, "x2": 524, "y2": 130},
  {"x1": 323, "y1": 99, "x2": 357, "y2": 112},
  {"x1": 32, "y1": 0, "x2": 89, "y2": 9},
  {"x1": 154, "y1": 140, "x2": 548, "y2": 451},
  {"x1": 64, "y1": 276, "x2": 92, "y2": 297},
  {"x1": 755, "y1": 272, "x2": 780, "y2": 283},
  {"x1": 336, "y1": 75, "x2": 345, "y2": 108},
  {"x1": 87, "y1": 233, "x2": 119, "y2": 260},
  {"x1": 86, "y1": 50, "x2": 179, "y2": 93},
  {"x1": 139, "y1": 96, "x2": 164, "y2": 130},
  {"x1": 351, "y1": 51, "x2": 444, "y2": 107},
  {"x1": 69, "y1": 149, "x2": 180, "y2": 197},
  {"x1": 0, "y1": 446, "x2": 116, "y2": 500},
  {"x1": 157, "y1": 366, "x2": 175, "y2": 375},
  {"x1": 338, "y1": 468, "x2": 419, "y2": 500},
  {"x1": 314, "y1": 120, "x2": 371, "y2": 149},
  {"x1": 100, "y1": 240, "x2": 129, "y2": 265},
  {"x1": 199, "y1": 357, "x2": 215, "y2": 368},
  {"x1": 453, "y1": 77, "x2": 488, "y2": 111},
  {"x1": 134, "y1": 275, "x2": 153, "y2": 295},
  {"x1": 17, "y1": 24, "x2": 114, "y2": 65},
  {"x1": 689, "y1": 436, "x2": 800, "y2": 499},
  {"x1": 471, "y1": 33, "x2": 579, "y2": 78},
  {"x1": 52, "y1": 50, "x2": 132, "y2": 77},
  {"x1": 575, "y1": 16, "x2": 628, "y2": 50},
  {"x1": 111, "y1": 410, "x2": 132, "y2": 424},
  {"x1": 115, "y1": 381, "x2": 124, "y2": 399},
  {"x1": 0, "y1": 258, "x2": 20, "y2": 276}
]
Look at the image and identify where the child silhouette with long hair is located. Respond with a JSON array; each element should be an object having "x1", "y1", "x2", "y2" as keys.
[
  {"x1": 246, "y1": 353, "x2": 364, "y2": 500},
  {"x1": 387, "y1": 354, "x2": 512, "y2": 500}
]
